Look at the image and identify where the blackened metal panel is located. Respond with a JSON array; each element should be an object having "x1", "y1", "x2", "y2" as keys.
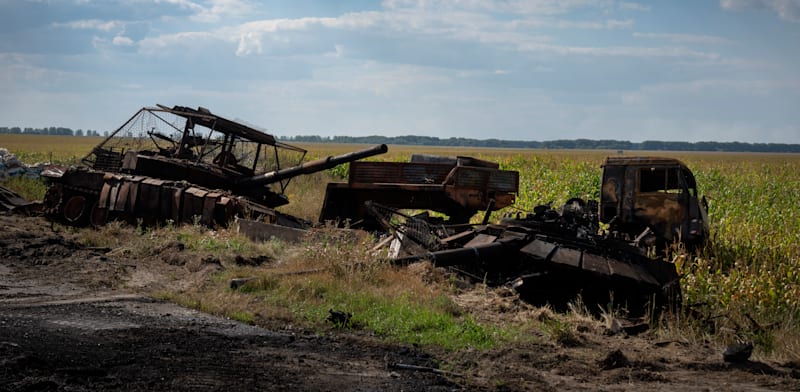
[
  {"x1": 550, "y1": 247, "x2": 582, "y2": 269},
  {"x1": 451, "y1": 167, "x2": 490, "y2": 189},
  {"x1": 349, "y1": 162, "x2": 454, "y2": 185},
  {"x1": 182, "y1": 187, "x2": 208, "y2": 223},
  {"x1": 126, "y1": 177, "x2": 144, "y2": 213},
  {"x1": 487, "y1": 170, "x2": 519, "y2": 193},
  {"x1": 464, "y1": 234, "x2": 497, "y2": 247},
  {"x1": 582, "y1": 253, "x2": 611, "y2": 276},
  {"x1": 449, "y1": 166, "x2": 519, "y2": 193},
  {"x1": 139, "y1": 179, "x2": 164, "y2": 214},
  {"x1": 520, "y1": 239, "x2": 557, "y2": 260},
  {"x1": 109, "y1": 184, "x2": 121, "y2": 212},
  {"x1": 203, "y1": 192, "x2": 221, "y2": 226}
]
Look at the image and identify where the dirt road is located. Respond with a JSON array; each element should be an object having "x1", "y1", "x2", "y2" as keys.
[
  {"x1": 0, "y1": 295, "x2": 454, "y2": 391},
  {"x1": 0, "y1": 215, "x2": 453, "y2": 391},
  {"x1": 1, "y1": 214, "x2": 799, "y2": 391}
]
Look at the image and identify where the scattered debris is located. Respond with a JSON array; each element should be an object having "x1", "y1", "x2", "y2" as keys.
[
  {"x1": 230, "y1": 277, "x2": 257, "y2": 290},
  {"x1": 327, "y1": 309, "x2": 353, "y2": 328},
  {"x1": 606, "y1": 318, "x2": 650, "y2": 336},
  {"x1": 234, "y1": 254, "x2": 272, "y2": 266},
  {"x1": 723, "y1": 342, "x2": 754, "y2": 363},
  {"x1": 238, "y1": 219, "x2": 308, "y2": 243},
  {"x1": 363, "y1": 155, "x2": 709, "y2": 315},
  {"x1": 599, "y1": 349, "x2": 630, "y2": 370},
  {"x1": 0, "y1": 148, "x2": 62, "y2": 181},
  {"x1": 0, "y1": 185, "x2": 35, "y2": 213}
]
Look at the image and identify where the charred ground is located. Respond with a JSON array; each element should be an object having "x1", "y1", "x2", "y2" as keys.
[{"x1": 1, "y1": 214, "x2": 799, "y2": 391}]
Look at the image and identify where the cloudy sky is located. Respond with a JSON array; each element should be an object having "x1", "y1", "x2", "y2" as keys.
[{"x1": 1, "y1": 0, "x2": 799, "y2": 143}]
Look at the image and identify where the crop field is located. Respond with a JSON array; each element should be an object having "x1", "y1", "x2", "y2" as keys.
[
  {"x1": 2, "y1": 134, "x2": 799, "y2": 359},
  {"x1": 0, "y1": 134, "x2": 103, "y2": 164}
]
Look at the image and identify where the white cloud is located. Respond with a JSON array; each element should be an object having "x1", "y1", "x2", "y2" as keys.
[
  {"x1": 633, "y1": 32, "x2": 734, "y2": 45},
  {"x1": 516, "y1": 42, "x2": 720, "y2": 59},
  {"x1": 155, "y1": 0, "x2": 254, "y2": 23},
  {"x1": 720, "y1": 0, "x2": 800, "y2": 22},
  {"x1": 53, "y1": 19, "x2": 123, "y2": 31},
  {"x1": 91, "y1": 36, "x2": 108, "y2": 50},
  {"x1": 332, "y1": 44, "x2": 345, "y2": 58},
  {"x1": 155, "y1": 0, "x2": 204, "y2": 13},
  {"x1": 112, "y1": 35, "x2": 135, "y2": 46},
  {"x1": 138, "y1": 31, "x2": 222, "y2": 55},
  {"x1": 382, "y1": 0, "x2": 613, "y2": 16},
  {"x1": 193, "y1": 0, "x2": 255, "y2": 23},
  {"x1": 138, "y1": 4, "x2": 719, "y2": 64},
  {"x1": 511, "y1": 18, "x2": 634, "y2": 30},
  {"x1": 235, "y1": 31, "x2": 262, "y2": 56}
]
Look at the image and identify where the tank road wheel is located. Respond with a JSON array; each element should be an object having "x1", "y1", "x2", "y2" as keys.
[
  {"x1": 89, "y1": 200, "x2": 108, "y2": 228},
  {"x1": 62, "y1": 195, "x2": 88, "y2": 224},
  {"x1": 43, "y1": 184, "x2": 63, "y2": 215}
]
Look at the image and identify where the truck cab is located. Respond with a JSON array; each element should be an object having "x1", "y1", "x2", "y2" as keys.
[{"x1": 599, "y1": 157, "x2": 708, "y2": 249}]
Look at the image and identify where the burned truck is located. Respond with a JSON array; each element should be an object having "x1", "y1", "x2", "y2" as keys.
[
  {"x1": 366, "y1": 156, "x2": 708, "y2": 313},
  {"x1": 42, "y1": 105, "x2": 387, "y2": 228}
]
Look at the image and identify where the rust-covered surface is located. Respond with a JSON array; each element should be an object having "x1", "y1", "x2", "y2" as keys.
[
  {"x1": 381, "y1": 198, "x2": 683, "y2": 314},
  {"x1": 320, "y1": 155, "x2": 519, "y2": 227},
  {"x1": 600, "y1": 156, "x2": 708, "y2": 247},
  {"x1": 378, "y1": 156, "x2": 708, "y2": 314},
  {"x1": 42, "y1": 105, "x2": 387, "y2": 229}
]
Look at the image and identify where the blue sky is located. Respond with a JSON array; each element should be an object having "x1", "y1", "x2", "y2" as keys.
[{"x1": 1, "y1": 0, "x2": 799, "y2": 143}]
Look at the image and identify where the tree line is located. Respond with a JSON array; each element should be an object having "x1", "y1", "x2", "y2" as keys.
[
  {"x1": 280, "y1": 135, "x2": 800, "y2": 153},
  {"x1": 3, "y1": 127, "x2": 797, "y2": 153},
  {"x1": 0, "y1": 126, "x2": 106, "y2": 137}
]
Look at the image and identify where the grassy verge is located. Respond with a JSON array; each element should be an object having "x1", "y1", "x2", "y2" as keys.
[
  {"x1": 157, "y1": 227, "x2": 533, "y2": 351},
  {"x1": 2, "y1": 177, "x2": 48, "y2": 201}
]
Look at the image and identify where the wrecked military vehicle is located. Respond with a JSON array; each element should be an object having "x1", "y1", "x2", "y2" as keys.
[
  {"x1": 42, "y1": 105, "x2": 387, "y2": 228},
  {"x1": 319, "y1": 154, "x2": 519, "y2": 229},
  {"x1": 358, "y1": 156, "x2": 708, "y2": 313}
]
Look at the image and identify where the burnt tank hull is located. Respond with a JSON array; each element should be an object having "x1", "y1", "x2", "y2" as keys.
[{"x1": 42, "y1": 105, "x2": 388, "y2": 228}]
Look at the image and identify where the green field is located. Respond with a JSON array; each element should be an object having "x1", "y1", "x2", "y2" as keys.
[{"x1": 2, "y1": 134, "x2": 799, "y2": 358}]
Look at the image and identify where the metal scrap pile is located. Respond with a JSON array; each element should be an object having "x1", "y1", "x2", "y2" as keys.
[
  {"x1": 0, "y1": 148, "x2": 52, "y2": 181},
  {"x1": 353, "y1": 154, "x2": 708, "y2": 315},
  {"x1": 370, "y1": 200, "x2": 681, "y2": 314}
]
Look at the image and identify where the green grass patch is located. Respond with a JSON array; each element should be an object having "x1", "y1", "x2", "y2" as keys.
[
  {"x1": 240, "y1": 276, "x2": 506, "y2": 350},
  {"x1": 3, "y1": 176, "x2": 48, "y2": 201}
]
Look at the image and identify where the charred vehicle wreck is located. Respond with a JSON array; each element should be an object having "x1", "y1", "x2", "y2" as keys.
[
  {"x1": 359, "y1": 156, "x2": 708, "y2": 314},
  {"x1": 42, "y1": 105, "x2": 387, "y2": 228},
  {"x1": 319, "y1": 154, "x2": 519, "y2": 229}
]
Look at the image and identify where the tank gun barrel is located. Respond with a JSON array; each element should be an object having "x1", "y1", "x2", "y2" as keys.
[{"x1": 237, "y1": 144, "x2": 388, "y2": 187}]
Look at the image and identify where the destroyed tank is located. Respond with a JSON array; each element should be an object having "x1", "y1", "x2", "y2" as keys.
[
  {"x1": 370, "y1": 156, "x2": 708, "y2": 314},
  {"x1": 42, "y1": 105, "x2": 387, "y2": 228}
]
